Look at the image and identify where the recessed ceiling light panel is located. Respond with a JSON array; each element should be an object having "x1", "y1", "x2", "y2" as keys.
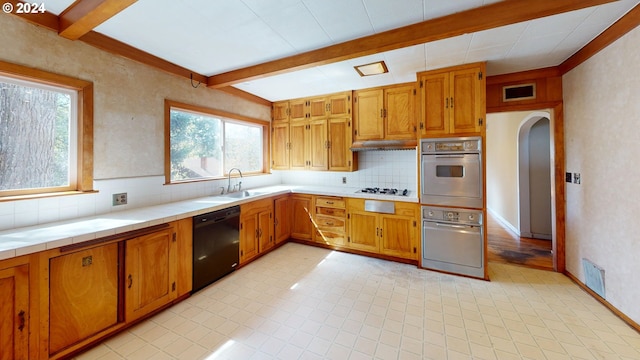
[{"x1": 354, "y1": 61, "x2": 388, "y2": 76}]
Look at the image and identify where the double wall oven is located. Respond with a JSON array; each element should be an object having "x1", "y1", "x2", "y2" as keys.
[{"x1": 420, "y1": 136, "x2": 485, "y2": 278}]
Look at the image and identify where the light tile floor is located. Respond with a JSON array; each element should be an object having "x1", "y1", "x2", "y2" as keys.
[{"x1": 76, "y1": 243, "x2": 640, "y2": 360}]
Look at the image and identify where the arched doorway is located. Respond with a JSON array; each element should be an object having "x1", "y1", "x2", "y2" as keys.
[{"x1": 518, "y1": 114, "x2": 552, "y2": 240}]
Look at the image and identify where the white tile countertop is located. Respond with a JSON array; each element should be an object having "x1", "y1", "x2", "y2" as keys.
[{"x1": 0, "y1": 185, "x2": 418, "y2": 261}]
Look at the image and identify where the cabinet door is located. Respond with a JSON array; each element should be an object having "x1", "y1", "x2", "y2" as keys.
[
  {"x1": 274, "y1": 195, "x2": 291, "y2": 244},
  {"x1": 125, "y1": 228, "x2": 176, "y2": 322},
  {"x1": 272, "y1": 101, "x2": 289, "y2": 122},
  {"x1": 289, "y1": 99, "x2": 307, "y2": 121},
  {"x1": 240, "y1": 213, "x2": 259, "y2": 264},
  {"x1": 385, "y1": 84, "x2": 416, "y2": 140},
  {"x1": 327, "y1": 92, "x2": 351, "y2": 118},
  {"x1": 258, "y1": 211, "x2": 274, "y2": 252},
  {"x1": 379, "y1": 215, "x2": 418, "y2": 259},
  {"x1": 308, "y1": 96, "x2": 327, "y2": 120},
  {"x1": 421, "y1": 72, "x2": 450, "y2": 136},
  {"x1": 348, "y1": 211, "x2": 379, "y2": 252},
  {"x1": 450, "y1": 67, "x2": 482, "y2": 134},
  {"x1": 271, "y1": 121, "x2": 290, "y2": 170},
  {"x1": 308, "y1": 119, "x2": 328, "y2": 171},
  {"x1": 0, "y1": 264, "x2": 29, "y2": 360},
  {"x1": 49, "y1": 243, "x2": 119, "y2": 355},
  {"x1": 289, "y1": 122, "x2": 308, "y2": 170},
  {"x1": 354, "y1": 89, "x2": 384, "y2": 141},
  {"x1": 290, "y1": 195, "x2": 313, "y2": 241},
  {"x1": 328, "y1": 117, "x2": 355, "y2": 171}
]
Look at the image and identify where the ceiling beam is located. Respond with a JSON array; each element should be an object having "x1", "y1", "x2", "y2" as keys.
[
  {"x1": 560, "y1": 3, "x2": 640, "y2": 74},
  {"x1": 207, "y1": 0, "x2": 616, "y2": 88},
  {"x1": 59, "y1": 0, "x2": 137, "y2": 40}
]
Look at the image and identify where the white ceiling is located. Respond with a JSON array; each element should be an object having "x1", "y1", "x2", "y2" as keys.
[{"x1": 45, "y1": 0, "x2": 639, "y2": 102}]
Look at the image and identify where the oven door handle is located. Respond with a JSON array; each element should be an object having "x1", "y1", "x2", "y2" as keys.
[
  {"x1": 428, "y1": 222, "x2": 481, "y2": 231},
  {"x1": 434, "y1": 154, "x2": 467, "y2": 158}
]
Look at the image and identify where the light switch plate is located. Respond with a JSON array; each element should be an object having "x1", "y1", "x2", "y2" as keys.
[{"x1": 574, "y1": 173, "x2": 581, "y2": 184}]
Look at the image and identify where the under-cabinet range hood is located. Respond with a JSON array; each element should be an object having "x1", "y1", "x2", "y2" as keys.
[{"x1": 350, "y1": 139, "x2": 417, "y2": 151}]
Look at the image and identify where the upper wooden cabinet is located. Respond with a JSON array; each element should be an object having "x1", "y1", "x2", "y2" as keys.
[
  {"x1": 353, "y1": 83, "x2": 417, "y2": 141},
  {"x1": 271, "y1": 91, "x2": 356, "y2": 172},
  {"x1": 418, "y1": 62, "x2": 486, "y2": 137}
]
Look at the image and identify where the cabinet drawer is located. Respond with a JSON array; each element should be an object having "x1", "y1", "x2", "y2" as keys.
[
  {"x1": 315, "y1": 207, "x2": 346, "y2": 217},
  {"x1": 315, "y1": 230, "x2": 346, "y2": 246},
  {"x1": 315, "y1": 215, "x2": 345, "y2": 232},
  {"x1": 315, "y1": 197, "x2": 345, "y2": 208}
]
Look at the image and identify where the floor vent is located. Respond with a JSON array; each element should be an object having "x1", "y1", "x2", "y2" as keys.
[{"x1": 582, "y1": 258, "x2": 605, "y2": 299}]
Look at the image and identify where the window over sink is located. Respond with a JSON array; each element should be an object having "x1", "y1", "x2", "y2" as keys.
[{"x1": 164, "y1": 100, "x2": 269, "y2": 184}]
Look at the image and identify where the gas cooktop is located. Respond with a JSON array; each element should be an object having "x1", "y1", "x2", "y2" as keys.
[{"x1": 357, "y1": 187, "x2": 410, "y2": 196}]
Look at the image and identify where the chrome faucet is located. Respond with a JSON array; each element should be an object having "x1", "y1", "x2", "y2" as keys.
[{"x1": 227, "y1": 168, "x2": 243, "y2": 193}]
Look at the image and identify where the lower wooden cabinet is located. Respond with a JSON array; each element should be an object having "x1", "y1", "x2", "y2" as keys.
[
  {"x1": 274, "y1": 195, "x2": 291, "y2": 244},
  {"x1": 290, "y1": 194, "x2": 313, "y2": 241},
  {"x1": 125, "y1": 226, "x2": 178, "y2": 323},
  {"x1": 48, "y1": 243, "x2": 119, "y2": 355},
  {"x1": 240, "y1": 198, "x2": 274, "y2": 264},
  {"x1": 0, "y1": 260, "x2": 30, "y2": 360},
  {"x1": 347, "y1": 199, "x2": 419, "y2": 259}
]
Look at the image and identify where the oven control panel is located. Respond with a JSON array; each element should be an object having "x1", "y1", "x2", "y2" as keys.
[
  {"x1": 422, "y1": 206, "x2": 482, "y2": 226},
  {"x1": 421, "y1": 136, "x2": 481, "y2": 154}
]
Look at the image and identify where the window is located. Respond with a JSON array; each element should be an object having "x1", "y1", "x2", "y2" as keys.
[
  {"x1": 165, "y1": 101, "x2": 268, "y2": 183},
  {"x1": 0, "y1": 61, "x2": 93, "y2": 198}
]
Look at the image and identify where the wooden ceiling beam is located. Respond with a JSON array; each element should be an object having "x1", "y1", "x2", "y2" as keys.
[
  {"x1": 559, "y1": 3, "x2": 640, "y2": 74},
  {"x1": 207, "y1": 0, "x2": 616, "y2": 88},
  {"x1": 59, "y1": 0, "x2": 137, "y2": 40}
]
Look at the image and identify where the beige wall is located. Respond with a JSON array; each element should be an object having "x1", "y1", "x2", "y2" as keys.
[
  {"x1": 486, "y1": 111, "x2": 530, "y2": 230},
  {"x1": 0, "y1": 14, "x2": 270, "y2": 180},
  {"x1": 563, "y1": 25, "x2": 640, "y2": 324}
]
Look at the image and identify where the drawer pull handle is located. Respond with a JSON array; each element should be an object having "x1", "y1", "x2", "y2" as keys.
[{"x1": 326, "y1": 201, "x2": 334, "y2": 204}]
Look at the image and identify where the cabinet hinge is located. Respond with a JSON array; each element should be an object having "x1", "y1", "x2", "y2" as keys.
[
  {"x1": 413, "y1": 220, "x2": 417, "y2": 227},
  {"x1": 172, "y1": 233, "x2": 177, "y2": 242},
  {"x1": 240, "y1": 250, "x2": 243, "y2": 256},
  {"x1": 478, "y1": 71, "x2": 483, "y2": 80},
  {"x1": 479, "y1": 118, "x2": 483, "y2": 126},
  {"x1": 172, "y1": 282, "x2": 176, "y2": 292},
  {"x1": 347, "y1": 213, "x2": 350, "y2": 219},
  {"x1": 354, "y1": 129, "x2": 358, "y2": 135},
  {"x1": 240, "y1": 222, "x2": 243, "y2": 230},
  {"x1": 413, "y1": 89, "x2": 416, "y2": 95},
  {"x1": 420, "y1": 122, "x2": 424, "y2": 130},
  {"x1": 413, "y1": 247, "x2": 417, "y2": 254},
  {"x1": 348, "y1": 160, "x2": 351, "y2": 166},
  {"x1": 347, "y1": 236, "x2": 350, "y2": 242},
  {"x1": 420, "y1": 80, "x2": 423, "y2": 88}
]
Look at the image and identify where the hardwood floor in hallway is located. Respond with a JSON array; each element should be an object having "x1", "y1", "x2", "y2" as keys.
[{"x1": 487, "y1": 212, "x2": 554, "y2": 271}]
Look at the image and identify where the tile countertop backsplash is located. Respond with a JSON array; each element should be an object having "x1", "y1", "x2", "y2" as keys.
[{"x1": 0, "y1": 184, "x2": 419, "y2": 261}]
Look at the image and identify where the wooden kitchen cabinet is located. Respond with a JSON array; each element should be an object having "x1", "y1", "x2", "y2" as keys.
[
  {"x1": 240, "y1": 198, "x2": 274, "y2": 264},
  {"x1": 272, "y1": 101, "x2": 290, "y2": 122},
  {"x1": 290, "y1": 194, "x2": 314, "y2": 241},
  {"x1": 379, "y1": 202, "x2": 419, "y2": 259},
  {"x1": 353, "y1": 88, "x2": 384, "y2": 141},
  {"x1": 271, "y1": 91, "x2": 354, "y2": 172},
  {"x1": 48, "y1": 243, "x2": 119, "y2": 356},
  {"x1": 174, "y1": 218, "x2": 193, "y2": 298},
  {"x1": 347, "y1": 199, "x2": 419, "y2": 259},
  {"x1": 314, "y1": 196, "x2": 347, "y2": 246},
  {"x1": 274, "y1": 194, "x2": 291, "y2": 244},
  {"x1": 0, "y1": 259, "x2": 30, "y2": 360},
  {"x1": 125, "y1": 226, "x2": 177, "y2": 323},
  {"x1": 419, "y1": 62, "x2": 485, "y2": 137},
  {"x1": 271, "y1": 120, "x2": 290, "y2": 170},
  {"x1": 353, "y1": 83, "x2": 417, "y2": 141}
]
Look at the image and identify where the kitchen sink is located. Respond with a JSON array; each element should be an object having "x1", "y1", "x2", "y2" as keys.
[{"x1": 222, "y1": 190, "x2": 269, "y2": 199}]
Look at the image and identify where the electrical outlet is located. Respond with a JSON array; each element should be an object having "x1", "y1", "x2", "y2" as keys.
[
  {"x1": 112, "y1": 193, "x2": 127, "y2": 206},
  {"x1": 566, "y1": 172, "x2": 572, "y2": 183},
  {"x1": 342, "y1": 177, "x2": 347, "y2": 184},
  {"x1": 574, "y1": 173, "x2": 581, "y2": 184}
]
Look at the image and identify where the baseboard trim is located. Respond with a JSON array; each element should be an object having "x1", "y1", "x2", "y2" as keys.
[
  {"x1": 564, "y1": 270, "x2": 640, "y2": 334},
  {"x1": 487, "y1": 207, "x2": 520, "y2": 236}
]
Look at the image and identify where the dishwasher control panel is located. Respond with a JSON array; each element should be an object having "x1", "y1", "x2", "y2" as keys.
[{"x1": 422, "y1": 206, "x2": 482, "y2": 226}]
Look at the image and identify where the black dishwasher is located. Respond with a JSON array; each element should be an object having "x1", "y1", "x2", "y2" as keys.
[{"x1": 192, "y1": 206, "x2": 240, "y2": 292}]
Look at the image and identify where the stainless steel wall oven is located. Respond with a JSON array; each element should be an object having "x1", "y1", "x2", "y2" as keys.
[{"x1": 420, "y1": 136, "x2": 483, "y2": 209}]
